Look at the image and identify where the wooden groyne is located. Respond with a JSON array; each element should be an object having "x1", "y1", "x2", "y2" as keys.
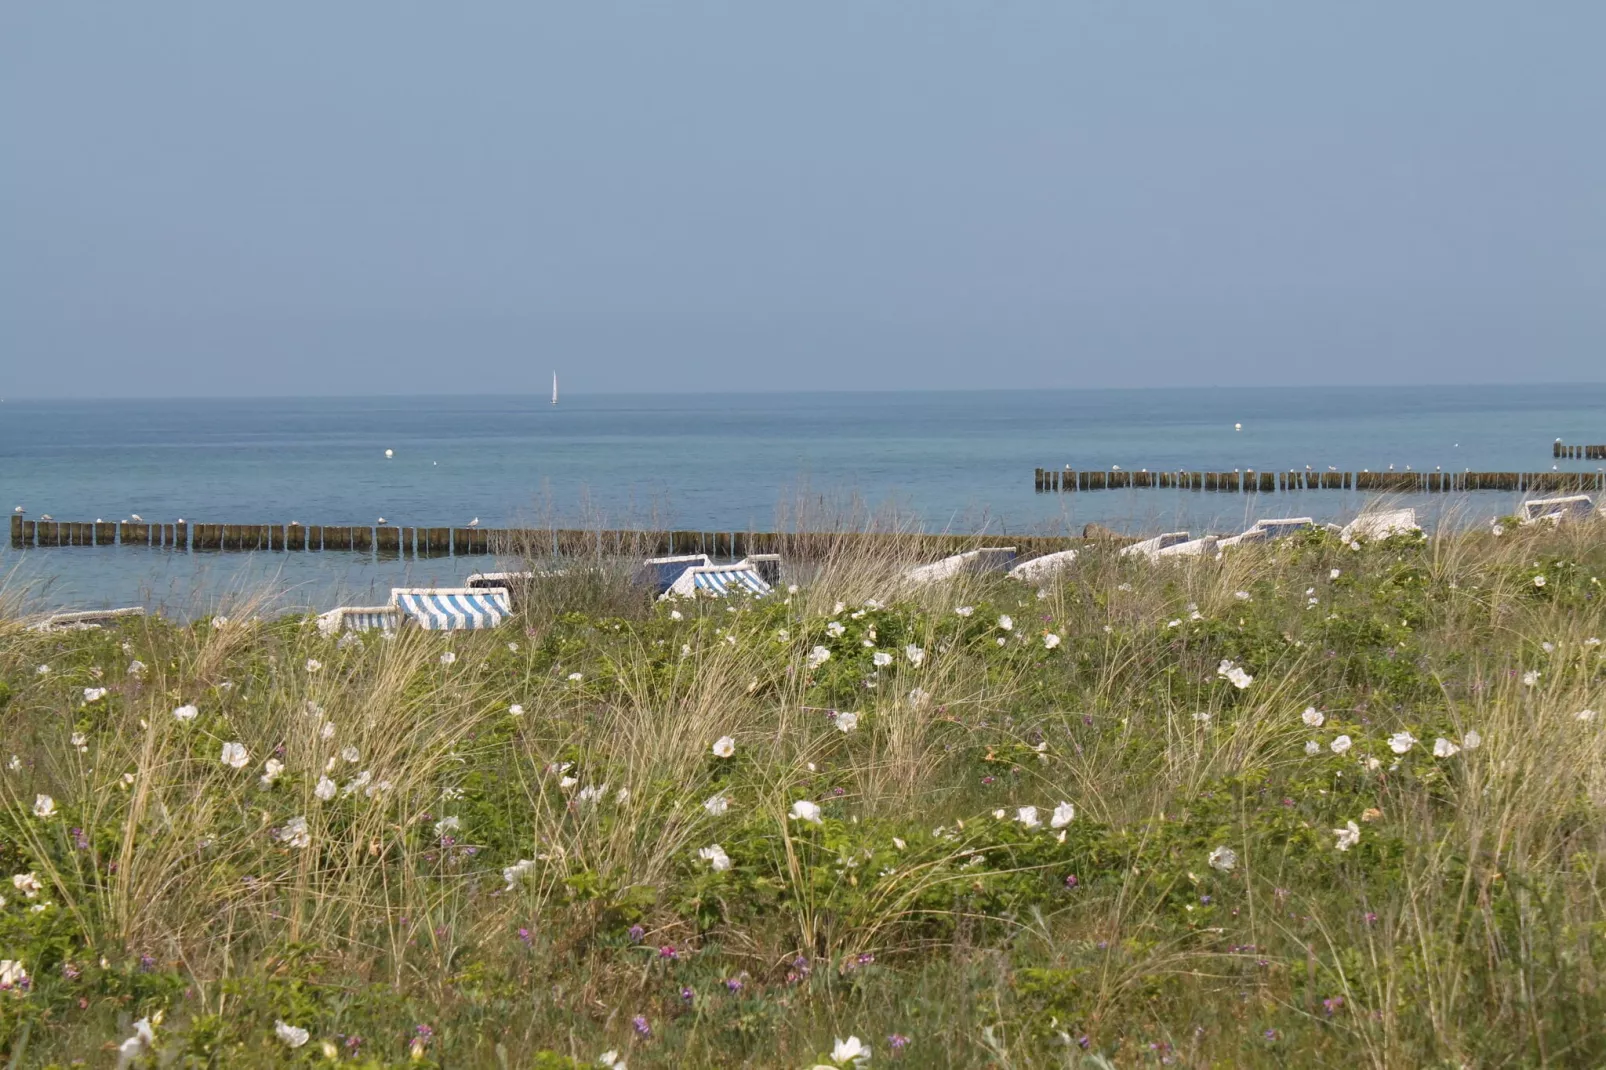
[
  {"x1": 1554, "y1": 440, "x2": 1606, "y2": 460},
  {"x1": 8, "y1": 517, "x2": 1083, "y2": 559},
  {"x1": 1033, "y1": 469, "x2": 1606, "y2": 494}
]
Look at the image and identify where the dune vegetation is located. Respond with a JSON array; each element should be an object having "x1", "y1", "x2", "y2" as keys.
[{"x1": 2, "y1": 516, "x2": 1604, "y2": 1068}]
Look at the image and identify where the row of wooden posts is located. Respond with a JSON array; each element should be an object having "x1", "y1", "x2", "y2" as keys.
[
  {"x1": 1553, "y1": 441, "x2": 1606, "y2": 460},
  {"x1": 8, "y1": 516, "x2": 1086, "y2": 559},
  {"x1": 1033, "y1": 469, "x2": 1606, "y2": 494}
]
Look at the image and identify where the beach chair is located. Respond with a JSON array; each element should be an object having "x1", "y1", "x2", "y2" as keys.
[
  {"x1": 1341, "y1": 509, "x2": 1420, "y2": 543},
  {"x1": 391, "y1": 587, "x2": 512, "y2": 630},
  {"x1": 1217, "y1": 516, "x2": 1314, "y2": 549},
  {"x1": 1518, "y1": 495, "x2": 1593, "y2": 526},
  {"x1": 661, "y1": 561, "x2": 773, "y2": 600},
  {"x1": 904, "y1": 547, "x2": 1018, "y2": 586},
  {"x1": 315, "y1": 605, "x2": 400, "y2": 636},
  {"x1": 28, "y1": 607, "x2": 145, "y2": 633},
  {"x1": 1155, "y1": 535, "x2": 1219, "y2": 559},
  {"x1": 1007, "y1": 548, "x2": 1078, "y2": 581},
  {"x1": 1119, "y1": 532, "x2": 1193, "y2": 561},
  {"x1": 642, "y1": 554, "x2": 712, "y2": 595}
]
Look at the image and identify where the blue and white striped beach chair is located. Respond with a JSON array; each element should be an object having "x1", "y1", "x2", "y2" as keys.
[
  {"x1": 665, "y1": 564, "x2": 773, "y2": 599},
  {"x1": 315, "y1": 605, "x2": 400, "y2": 636},
  {"x1": 391, "y1": 587, "x2": 512, "y2": 631}
]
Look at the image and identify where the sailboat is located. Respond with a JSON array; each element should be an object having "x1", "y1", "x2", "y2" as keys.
[{"x1": 551, "y1": 373, "x2": 558, "y2": 406}]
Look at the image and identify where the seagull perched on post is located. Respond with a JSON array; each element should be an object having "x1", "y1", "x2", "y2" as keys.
[
  {"x1": 12, "y1": 506, "x2": 22, "y2": 515},
  {"x1": 377, "y1": 517, "x2": 386, "y2": 525},
  {"x1": 468, "y1": 517, "x2": 480, "y2": 528},
  {"x1": 131, "y1": 513, "x2": 142, "y2": 522},
  {"x1": 39, "y1": 514, "x2": 53, "y2": 521}
]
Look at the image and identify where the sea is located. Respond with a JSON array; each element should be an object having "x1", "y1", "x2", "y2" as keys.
[{"x1": 3, "y1": 385, "x2": 1604, "y2": 616}]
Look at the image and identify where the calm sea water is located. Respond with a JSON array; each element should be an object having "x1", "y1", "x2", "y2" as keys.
[{"x1": 4, "y1": 385, "x2": 1604, "y2": 614}]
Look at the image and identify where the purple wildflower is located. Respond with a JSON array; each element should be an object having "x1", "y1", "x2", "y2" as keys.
[
  {"x1": 658, "y1": 945, "x2": 678, "y2": 961},
  {"x1": 888, "y1": 1033, "x2": 910, "y2": 1052},
  {"x1": 628, "y1": 924, "x2": 645, "y2": 943},
  {"x1": 632, "y1": 1015, "x2": 651, "y2": 1038},
  {"x1": 518, "y1": 927, "x2": 533, "y2": 946},
  {"x1": 1064, "y1": 874, "x2": 1079, "y2": 888},
  {"x1": 725, "y1": 976, "x2": 743, "y2": 993}
]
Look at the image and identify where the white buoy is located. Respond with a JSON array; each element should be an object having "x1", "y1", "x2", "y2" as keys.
[
  {"x1": 1234, "y1": 423, "x2": 1242, "y2": 431},
  {"x1": 385, "y1": 449, "x2": 394, "y2": 458}
]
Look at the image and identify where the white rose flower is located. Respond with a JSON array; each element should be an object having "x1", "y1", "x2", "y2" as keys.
[
  {"x1": 698, "y1": 844, "x2": 732, "y2": 872},
  {"x1": 789, "y1": 799, "x2": 823, "y2": 824},
  {"x1": 1332, "y1": 821, "x2": 1361, "y2": 852},
  {"x1": 835, "y1": 711, "x2": 860, "y2": 733},
  {"x1": 1207, "y1": 845, "x2": 1237, "y2": 872},
  {"x1": 220, "y1": 742, "x2": 250, "y2": 769},
  {"x1": 712, "y1": 736, "x2": 736, "y2": 758},
  {"x1": 1330, "y1": 734, "x2": 1353, "y2": 755},
  {"x1": 1301, "y1": 707, "x2": 1324, "y2": 727},
  {"x1": 1050, "y1": 801, "x2": 1075, "y2": 828},
  {"x1": 173, "y1": 703, "x2": 198, "y2": 723},
  {"x1": 275, "y1": 1021, "x2": 310, "y2": 1048}
]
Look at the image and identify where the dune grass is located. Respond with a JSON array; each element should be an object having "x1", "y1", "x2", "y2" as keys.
[{"x1": 1, "y1": 518, "x2": 1604, "y2": 1068}]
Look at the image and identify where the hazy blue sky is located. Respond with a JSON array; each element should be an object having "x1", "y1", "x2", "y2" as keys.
[{"x1": 3, "y1": 3, "x2": 1602, "y2": 397}]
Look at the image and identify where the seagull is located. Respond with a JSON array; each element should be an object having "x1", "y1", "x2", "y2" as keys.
[
  {"x1": 468, "y1": 517, "x2": 480, "y2": 528},
  {"x1": 39, "y1": 514, "x2": 53, "y2": 521},
  {"x1": 1234, "y1": 423, "x2": 1242, "y2": 431},
  {"x1": 131, "y1": 513, "x2": 142, "y2": 522},
  {"x1": 377, "y1": 517, "x2": 387, "y2": 525},
  {"x1": 385, "y1": 449, "x2": 394, "y2": 459},
  {"x1": 12, "y1": 506, "x2": 22, "y2": 514}
]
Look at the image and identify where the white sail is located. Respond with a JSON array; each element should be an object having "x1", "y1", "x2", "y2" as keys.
[{"x1": 551, "y1": 373, "x2": 558, "y2": 405}]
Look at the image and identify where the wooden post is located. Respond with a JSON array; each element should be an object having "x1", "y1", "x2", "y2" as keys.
[
  {"x1": 324, "y1": 526, "x2": 350, "y2": 551},
  {"x1": 10, "y1": 515, "x2": 23, "y2": 548},
  {"x1": 95, "y1": 521, "x2": 116, "y2": 545},
  {"x1": 287, "y1": 523, "x2": 305, "y2": 551},
  {"x1": 352, "y1": 527, "x2": 373, "y2": 553},
  {"x1": 376, "y1": 526, "x2": 399, "y2": 554},
  {"x1": 21, "y1": 520, "x2": 36, "y2": 546},
  {"x1": 268, "y1": 525, "x2": 285, "y2": 551}
]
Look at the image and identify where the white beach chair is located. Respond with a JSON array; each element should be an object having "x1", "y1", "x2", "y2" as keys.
[
  {"x1": 28, "y1": 607, "x2": 145, "y2": 633},
  {"x1": 903, "y1": 547, "x2": 1018, "y2": 586},
  {"x1": 1119, "y1": 532, "x2": 1192, "y2": 561},
  {"x1": 1340, "y1": 509, "x2": 1420, "y2": 542},
  {"x1": 1007, "y1": 548, "x2": 1078, "y2": 581},
  {"x1": 1518, "y1": 495, "x2": 1594, "y2": 526}
]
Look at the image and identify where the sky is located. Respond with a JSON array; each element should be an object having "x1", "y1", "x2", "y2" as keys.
[{"x1": 2, "y1": 2, "x2": 1602, "y2": 397}]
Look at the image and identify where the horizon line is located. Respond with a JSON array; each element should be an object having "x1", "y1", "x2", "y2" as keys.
[{"x1": 7, "y1": 380, "x2": 1606, "y2": 404}]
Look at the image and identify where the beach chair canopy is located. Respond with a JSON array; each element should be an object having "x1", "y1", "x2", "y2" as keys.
[
  {"x1": 315, "y1": 606, "x2": 399, "y2": 636},
  {"x1": 1155, "y1": 535, "x2": 1218, "y2": 559},
  {"x1": 1519, "y1": 496, "x2": 1593, "y2": 523},
  {"x1": 1341, "y1": 509, "x2": 1419, "y2": 542},
  {"x1": 904, "y1": 547, "x2": 1018, "y2": 585},
  {"x1": 663, "y1": 563, "x2": 773, "y2": 600},
  {"x1": 28, "y1": 607, "x2": 145, "y2": 633},
  {"x1": 1008, "y1": 549, "x2": 1078, "y2": 581},
  {"x1": 1250, "y1": 517, "x2": 1315, "y2": 538},
  {"x1": 392, "y1": 587, "x2": 512, "y2": 631},
  {"x1": 1120, "y1": 532, "x2": 1191, "y2": 559}
]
